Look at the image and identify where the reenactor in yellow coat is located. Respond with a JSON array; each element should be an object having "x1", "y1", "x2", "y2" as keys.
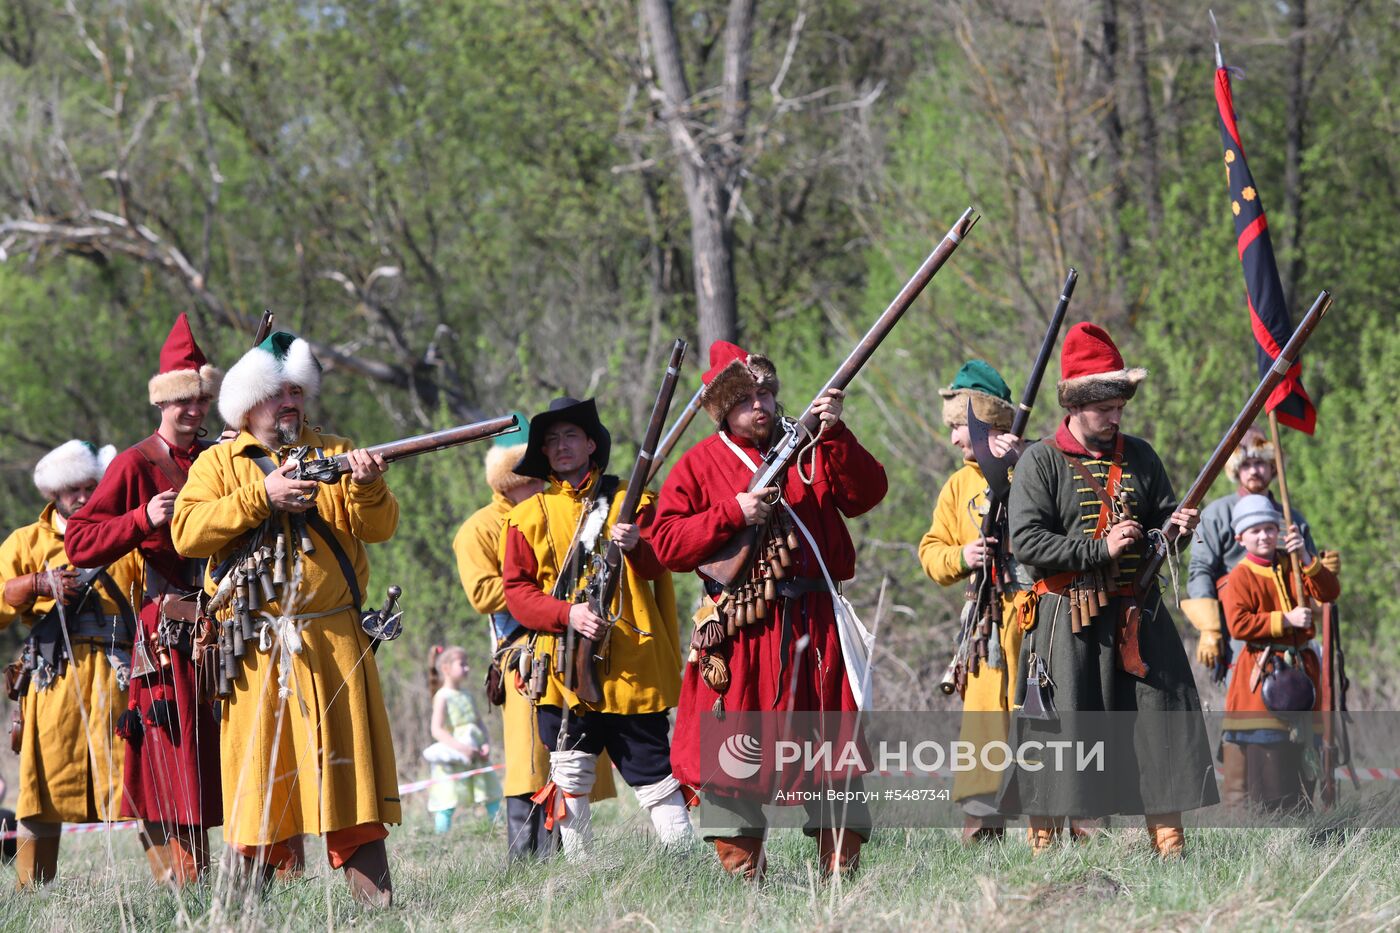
[
  {"x1": 172, "y1": 331, "x2": 400, "y2": 905},
  {"x1": 453, "y1": 423, "x2": 617, "y2": 860},
  {"x1": 1, "y1": 440, "x2": 141, "y2": 888},
  {"x1": 919, "y1": 361, "x2": 1026, "y2": 842}
]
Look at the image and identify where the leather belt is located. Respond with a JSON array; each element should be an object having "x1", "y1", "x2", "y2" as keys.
[
  {"x1": 68, "y1": 635, "x2": 133, "y2": 650},
  {"x1": 775, "y1": 577, "x2": 830, "y2": 599}
]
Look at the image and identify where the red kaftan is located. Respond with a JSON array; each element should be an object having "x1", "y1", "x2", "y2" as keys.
[
  {"x1": 65, "y1": 434, "x2": 223, "y2": 828},
  {"x1": 650, "y1": 421, "x2": 886, "y2": 788}
]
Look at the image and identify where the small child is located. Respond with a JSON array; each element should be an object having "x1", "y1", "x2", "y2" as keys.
[
  {"x1": 423, "y1": 645, "x2": 503, "y2": 832},
  {"x1": 1221, "y1": 494, "x2": 1339, "y2": 812}
]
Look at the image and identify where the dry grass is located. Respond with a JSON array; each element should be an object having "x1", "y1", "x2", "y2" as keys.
[{"x1": 4, "y1": 793, "x2": 1400, "y2": 932}]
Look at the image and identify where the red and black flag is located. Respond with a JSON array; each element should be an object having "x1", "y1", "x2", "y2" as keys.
[{"x1": 1214, "y1": 58, "x2": 1317, "y2": 434}]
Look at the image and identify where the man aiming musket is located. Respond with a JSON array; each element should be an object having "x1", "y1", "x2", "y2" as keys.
[{"x1": 651, "y1": 210, "x2": 976, "y2": 877}]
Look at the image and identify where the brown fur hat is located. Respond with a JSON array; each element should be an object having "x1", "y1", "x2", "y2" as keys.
[
  {"x1": 700, "y1": 340, "x2": 780, "y2": 424},
  {"x1": 1226, "y1": 426, "x2": 1278, "y2": 482}
]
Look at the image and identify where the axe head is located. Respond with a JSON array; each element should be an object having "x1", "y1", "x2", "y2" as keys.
[
  {"x1": 1018, "y1": 655, "x2": 1059, "y2": 722},
  {"x1": 967, "y1": 400, "x2": 1014, "y2": 499}
]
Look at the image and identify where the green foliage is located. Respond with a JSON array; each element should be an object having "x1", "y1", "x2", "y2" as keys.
[{"x1": 1, "y1": 0, "x2": 1397, "y2": 701}]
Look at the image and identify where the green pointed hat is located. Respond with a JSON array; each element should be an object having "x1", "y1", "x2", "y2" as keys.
[{"x1": 939, "y1": 359, "x2": 1014, "y2": 430}]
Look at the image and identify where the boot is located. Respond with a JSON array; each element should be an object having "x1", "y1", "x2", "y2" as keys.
[
  {"x1": 14, "y1": 835, "x2": 59, "y2": 889},
  {"x1": 143, "y1": 841, "x2": 174, "y2": 884},
  {"x1": 141, "y1": 822, "x2": 174, "y2": 885},
  {"x1": 961, "y1": 815, "x2": 1005, "y2": 845},
  {"x1": 276, "y1": 834, "x2": 306, "y2": 881},
  {"x1": 1221, "y1": 742, "x2": 1248, "y2": 808},
  {"x1": 167, "y1": 828, "x2": 210, "y2": 885},
  {"x1": 223, "y1": 846, "x2": 278, "y2": 897},
  {"x1": 1069, "y1": 816, "x2": 1109, "y2": 841},
  {"x1": 1026, "y1": 817, "x2": 1064, "y2": 856},
  {"x1": 342, "y1": 838, "x2": 393, "y2": 908},
  {"x1": 506, "y1": 794, "x2": 553, "y2": 862},
  {"x1": 714, "y1": 836, "x2": 765, "y2": 881},
  {"x1": 1146, "y1": 813, "x2": 1185, "y2": 859},
  {"x1": 816, "y1": 829, "x2": 861, "y2": 878}
]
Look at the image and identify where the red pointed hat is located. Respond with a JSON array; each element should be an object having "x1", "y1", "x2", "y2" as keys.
[
  {"x1": 699, "y1": 340, "x2": 780, "y2": 423},
  {"x1": 1056, "y1": 322, "x2": 1146, "y2": 408},
  {"x1": 148, "y1": 312, "x2": 223, "y2": 405}
]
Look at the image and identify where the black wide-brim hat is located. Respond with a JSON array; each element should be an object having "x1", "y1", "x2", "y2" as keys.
[{"x1": 513, "y1": 396, "x2": 612, "y2": 480}]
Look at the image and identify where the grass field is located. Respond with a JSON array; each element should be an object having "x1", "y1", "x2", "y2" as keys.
[{"x1": 4, "y1": 792, "x2": 1400, "y2": 932}]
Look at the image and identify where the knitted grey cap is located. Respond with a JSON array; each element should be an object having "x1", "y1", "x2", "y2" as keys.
[{"x1": 1232, "y1": 494, "x2": 1282, "y2": 535}]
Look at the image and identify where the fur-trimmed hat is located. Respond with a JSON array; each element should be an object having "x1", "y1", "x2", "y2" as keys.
[
  {"x1": 218, "y1": 331, "x2": 321, "y2": 430},
  {"x1": 513, "y1": 397, "x2": 611, "y2": 480},
  {"x1": 940, "y1": 359, "x2": 1014, "y2": 431},
  {"x1": 699, "y1": 340, "x2": 780, "y2": 424},
  {"x1": 34, "y1": 440, "x2": 117, "y2": 500},
  {"x1": 484, "y1": 411, "x2": 533, "y2": 494},
  {"x1": 1232, "y1": 493, "x2": 1282, "y2": 535},
  {"x1": 1226, "y1": 426, "x2": 1277, "y2": 483},
  {"x1": 148, "y1": 313, "x2": 222, "y2": 405},
  {"x1": 1057, "y1": 323, "x2": 1147, "y2": 408}
]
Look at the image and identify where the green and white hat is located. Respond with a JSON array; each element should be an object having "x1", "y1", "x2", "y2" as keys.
[
  {"x1": 939, "y1": 359, "x2": 1014, "y2": 431},
  {"x1": 218, "y1": 331, "x2": 322, "y2": 429},
  {"x1": 34, "y1": 440, "x2": 116, "y2": 500}
]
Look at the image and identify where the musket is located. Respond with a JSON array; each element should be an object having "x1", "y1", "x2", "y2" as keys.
[
  {"x1": 941, "y1": 271, "x2": 1077, "y2": 694},
  {"x1": 252, "y1": 308, "x2": 275, "y2": 345},
  {"x1": 1134, "y1": 289, "x2": 1333, "y2": 593},
  {"x1": 284, "y1": 413, "x2": 521, "y2": 483},
  {"x1": 567, "y1": 339, "x2": 688, "y2": 705},
  {"x1": 646, "y1": 385, "x2": 702, "y2": 485},
  {"x1": 699, "y1": 207, "x2": 980, "y2": 589},
  {"x1": 967, "y1": 267, "x2": 1077, "y2": 497}
]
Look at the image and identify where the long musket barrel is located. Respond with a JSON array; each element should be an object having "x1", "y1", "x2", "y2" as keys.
[
  {"x1": 567, "y1": 339, "x2": 688, "y2": 703},
  {"x1": 1134, "y1": 289, "x2": 1333, "y2": 592},
  {"x1": 646, "y1": 385, "x2": 702, "y2": 484},
  {"x1": 294, "y1": 413, "x2": 521, "y2": 483},
  {"x1": 1011, "y1": 268, "x2": 1077, "y2": 439},
  {"x1": 601, "y1": 339, "x2": 687, "y2": 609},
  {"x1": 787, "y1": 207, "x2": 980, "y2": 463},
  {"x1": 699, "y1": 207, "x2": 979, "y2": 589}
]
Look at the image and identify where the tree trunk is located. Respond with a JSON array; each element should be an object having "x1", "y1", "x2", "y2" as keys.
[
  {"x1": 641, "y1": 0, "x2": 748, "y2": 352},
  {"x1": 1099, "y1": 0, "x2": 1130, "y2": 257},
  {"x1": 1282, "y1": 0, "x2": 1308, "y2": 314},
  {"x1": 1127, "y1": 0, "x2": 1162, "y2": 233}
]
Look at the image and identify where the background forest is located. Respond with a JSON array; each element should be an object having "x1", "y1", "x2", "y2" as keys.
[{"x1": 1, "y1": 0, "x2": 1397, "y2": 777}]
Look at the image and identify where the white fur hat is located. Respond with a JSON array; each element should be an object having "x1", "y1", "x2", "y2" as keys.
[
  {"x1": 218, "y1": 331, "x2": 321, "y2": 429},
  {"x1": 34, "y1": 440, "x2": 117, "y2": 500}
]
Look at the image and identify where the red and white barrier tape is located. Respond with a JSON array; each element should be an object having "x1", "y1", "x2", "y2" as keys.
[{"x1": 0, "y1": 764, "x2": 506, "y2": 841}]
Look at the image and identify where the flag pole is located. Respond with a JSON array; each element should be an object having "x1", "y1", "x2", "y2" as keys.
[
  {"x1": 1208, "y1": 9, "x2": 1223, "y2": 69},
  {"x1": 1265, "y1": 410, "x2": 1308, "y2": 605}
]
